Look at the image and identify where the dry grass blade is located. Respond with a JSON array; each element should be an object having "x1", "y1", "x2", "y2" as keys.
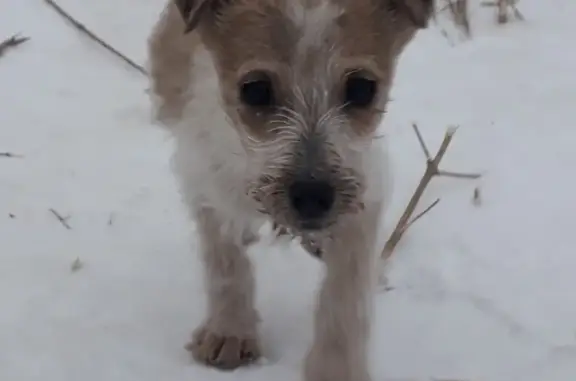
[
  {"x1": 381, "y1": 124, "x2": 481, "y2": 260},
  {"x1": 0, "y1": 34, "x2": 29, "y2": 59},
  {"x1": 42, "y1": 0, "x2": 147, "y2": 75},
  {"x1": 472, "y1": 186, "x2": 482, "y2": 206},
  {"x1": 0, "y1": 152, "x2": 24, "y2": 158}
]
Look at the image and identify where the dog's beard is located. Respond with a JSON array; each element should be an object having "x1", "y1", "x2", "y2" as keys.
[
  {"x1": 271, "y1": 221, "x2": 325, "y2": 259},
  {"x1": 248, "y1": 170, "x2": 365, "y2": 232},
  {"x1": 247, "y1": 168, "x2": 364, "y2": 260},
  {"x1": 244, "y1": 105, "x2": 368, "y2": 235}
]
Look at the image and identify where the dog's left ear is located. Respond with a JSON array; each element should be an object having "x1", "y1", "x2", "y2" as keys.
[
  {"x1": 173, "y1": 0, "x2": 218, "y2": 33},
  {"x1": 388, "y1": 0, "x2": 435, "y2": 28}
]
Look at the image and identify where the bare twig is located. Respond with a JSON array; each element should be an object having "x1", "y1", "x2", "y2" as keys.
[
  {"x1": 402, "y1": 198, "x2": 441, "y2": 233},
  {"x1": 381, "y1": 124, "x2": 481, "y2": 260},
  {"x1": 42, "y1": 0, "x2": 147, "y2": 75},
  {"x1": 1, "y1": 152, "x2": 24, "y2": 158},
  {"x1": 0, "y1": 34, "x2": 29, "y2": 59},
  {"x1": 49, "y1": 208, "x2": 72, "y2": 230},
  {"x1": 412, "y1": 122, "x2": 432, "y2": 160},
  {"x1": 437, "y1": 170, "x2": 482, "y2": 179},
  {"x1": 481, "y1": 0, "x2": 524, "y2": 23}
]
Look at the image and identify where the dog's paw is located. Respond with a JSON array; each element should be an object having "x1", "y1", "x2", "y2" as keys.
[
  {"x1": 185, "y1": 325, "x2": 261, "y2": 370},
  {"x1": 304, "y1": 349, "x2": 371, "y2": 381}
]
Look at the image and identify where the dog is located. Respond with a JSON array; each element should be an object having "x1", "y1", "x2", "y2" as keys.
[{"x1": 147, "y1": 1, "x2": 432, "y2": 380}]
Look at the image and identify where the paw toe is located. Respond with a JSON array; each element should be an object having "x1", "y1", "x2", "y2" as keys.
[{"x1": 186, "y1": 327, "x2": 261, "y2": 370}]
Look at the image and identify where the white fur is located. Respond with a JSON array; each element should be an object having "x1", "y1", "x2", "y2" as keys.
[
  {"x1": 168, "y1": 45, "x2": 266, "y2": 242},
  {"x1": 164, "y1": 41, "x2": 391, "y2": 243},
  {"x1": 147, "y1": 2, "x2": 397, "y2": 380},
  {"x1": 286, "y1": 1, "x2": 343, "y2": 56}
]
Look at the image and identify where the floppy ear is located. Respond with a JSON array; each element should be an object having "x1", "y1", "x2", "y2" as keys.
[
  {"x1": 389, "y1": 0, "x2": 435, "y2": 28},
  {"x1": 173, "y1": 0, "x2": 214, "y2": 33}
]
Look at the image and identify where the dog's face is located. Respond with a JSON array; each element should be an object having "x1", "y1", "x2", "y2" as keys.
[{"x1": 175, "y1": 0, "x2": 432, "y2": 232}]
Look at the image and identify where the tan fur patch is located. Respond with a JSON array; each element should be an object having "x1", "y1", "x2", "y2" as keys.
[
  {"x1": 190, "y1": 0, "x2": 423, "y2": 139},
  {"x1": 146, "y1": 1, "x2": 432, "y2": 376}
]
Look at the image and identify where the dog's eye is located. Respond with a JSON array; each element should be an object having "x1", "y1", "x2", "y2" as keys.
[
  {"x1": 344, "y1": 75, "x2": 377, "y2": 109},
  {"x1": 239, "y1": 73, "x2": 275, "y2": 108}
]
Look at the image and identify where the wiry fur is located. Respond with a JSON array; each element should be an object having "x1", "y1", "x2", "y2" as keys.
[{"x1": 147, "y1": 0, "x2": 432, "y2": 379}]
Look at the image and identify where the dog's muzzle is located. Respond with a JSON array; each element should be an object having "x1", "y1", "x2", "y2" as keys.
[{"x1": 288, "y1": 178, "x2": 335, "y2": 231}]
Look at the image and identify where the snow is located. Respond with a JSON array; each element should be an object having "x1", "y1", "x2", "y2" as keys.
[{"x1": 1, "y1": 0, "x2": 576, "y2": 380}]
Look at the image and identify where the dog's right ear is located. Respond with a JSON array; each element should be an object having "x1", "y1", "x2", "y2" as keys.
[{"x1": 173, "y1": 0, "x2": 214, "y2": 33}]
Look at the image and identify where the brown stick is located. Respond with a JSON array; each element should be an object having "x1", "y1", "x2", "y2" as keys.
[
  {"x1": 42, "y1": 0, "x2": 147, "y2": 75},
  {"x1": 49, "y1": 208, "x2": 72, "y2": 230},
  {"x1": 381, "y1": 124, "x2": 481, "y2": 260},
  {"x1": 401, "y1": 198, "x2": 440, "y2": 234},
  {"x1": 0, "y1": 34, "x2": 29, "y2": 59}
]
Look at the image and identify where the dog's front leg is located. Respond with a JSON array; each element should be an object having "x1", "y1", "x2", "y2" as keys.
[
  {"x1": 186, "y1": 206, "x2": 261, "y2": 370},
  {"x1": 304, "y1": 204, "x2": 381, "y2": 381}
]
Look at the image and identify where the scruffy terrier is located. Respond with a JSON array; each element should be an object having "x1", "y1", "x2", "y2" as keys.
[{"x1": 147, "y1": 1, "x2": 432, "y2": 380}]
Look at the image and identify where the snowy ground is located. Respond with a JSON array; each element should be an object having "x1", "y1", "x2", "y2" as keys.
[{"x1": 2, "y1": 1, "x2": 576, "y2": 380}]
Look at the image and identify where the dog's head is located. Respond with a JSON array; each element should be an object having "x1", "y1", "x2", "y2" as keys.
[{"x1": 175, "y1": 0, "x2": 432, "y2": 232}]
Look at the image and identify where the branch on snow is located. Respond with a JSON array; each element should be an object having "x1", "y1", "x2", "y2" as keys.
[
  {"x1": 0, "y1": 34, "x2": 29, "y2": 60},
  {"x1": 381, "y1": 123, "x2": 482, "y2": 261},
  {"x1": 42, "y1": 0, "x2": 147, "y2": 75}
]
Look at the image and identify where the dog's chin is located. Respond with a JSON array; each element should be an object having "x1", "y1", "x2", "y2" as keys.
[
  {"x1": 290, "y1": 217, "x2": 337, "y2": 235},
  {"x1": 298, "y1": 220, "x2": 327, "y2": 232},
  {"x1": 267, "y1": 214, "x2": 331, "y2": 235}
]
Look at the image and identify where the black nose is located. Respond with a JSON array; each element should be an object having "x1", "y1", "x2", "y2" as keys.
[{"x1": 289, "y1": 180, "x2": 335, "y2": 221}]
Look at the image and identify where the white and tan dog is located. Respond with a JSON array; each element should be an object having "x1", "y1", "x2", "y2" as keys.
[{"x1": 147, "y1": 1, "x2": 432, "y2": 380}]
